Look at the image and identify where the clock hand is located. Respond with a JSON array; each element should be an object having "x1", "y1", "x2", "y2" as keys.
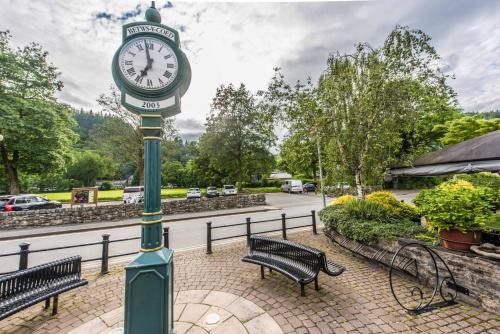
[{"x1": 141, "y1": 39, "x2": 154, "y2": 76}]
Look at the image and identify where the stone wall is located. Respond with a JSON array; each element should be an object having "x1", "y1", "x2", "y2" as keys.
[
  {"x1": 325, "y1": 229, "x2": 500, "y2": 315},
  {"x1": 0, "y1": 194, "x2": 266, "y2": 229}
]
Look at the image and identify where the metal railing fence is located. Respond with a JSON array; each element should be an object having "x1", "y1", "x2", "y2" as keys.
[
  {"x1": 0, "y1": 227, "x2": 170, "y2": 276},
  {"x1": 205, "y1": 210, "x2": 318, "y2": 254}
]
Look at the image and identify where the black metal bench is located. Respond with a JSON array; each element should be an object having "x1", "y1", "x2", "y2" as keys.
[
  {"x1": 242, "y1": 236, "x2": 345, "y2": 296},
  {"x1": 0, "y1": 256, "x2": 88, "y2": 320}
]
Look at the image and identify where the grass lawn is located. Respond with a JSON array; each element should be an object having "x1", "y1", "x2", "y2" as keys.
[{"x1": 37, "y1": 187, "x2": 279, "y2": 203}]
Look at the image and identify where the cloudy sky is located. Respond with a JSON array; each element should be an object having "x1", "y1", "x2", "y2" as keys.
[{"x1": 1, "y1": 0, "x2": 499, "y2": 140}]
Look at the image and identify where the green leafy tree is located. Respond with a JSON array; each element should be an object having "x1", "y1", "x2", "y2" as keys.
[
  {"x1": 466, "y1": 110, "x2": 500, "y2": 119},
  {"x1": 278, "y1": 131, "x2": 318, "y2": 179},
  {"x1": 66, "y1": 151, "x2": 116, "y2": 187},
  {"x1": 0, "y1": 31, "x2": 77, "y2": 194},
  {"x1": 72, "y1": 108, "x2": 105, "y2": 148},
  {"x1": 433, "y1": 115, "x2": 500, "y2": 146},
  {"x1": 94, "y1": 85, "x2": 177, "y2": 185},
  {"x1": 198, "y1": 84, "x2": 276, "y2": 188},
  {"x1": 264, "y1": 26, "x2": 458, "y2": 197},
  {"x1": 161, "y1": 160, "x2": 185, "y2": 186}
]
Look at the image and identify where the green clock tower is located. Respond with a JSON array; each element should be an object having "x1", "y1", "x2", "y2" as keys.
[{"x1": 111, "y1": 2, "x2": 191, "y2": 333}]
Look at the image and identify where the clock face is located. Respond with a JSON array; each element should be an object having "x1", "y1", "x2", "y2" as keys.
[{"x1": 118, "y1": 37, "x2": 179, "y2": 91}]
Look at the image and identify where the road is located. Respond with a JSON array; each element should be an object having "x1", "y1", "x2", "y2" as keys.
[{"x1": 0, "y1": 193, "x2": 324, "y2": 273}]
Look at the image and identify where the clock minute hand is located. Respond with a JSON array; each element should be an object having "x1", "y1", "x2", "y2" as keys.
[
  {"x1": 141, "y1": 40, "x2": 154, "y2": 76},
  {"x1": 145, "y1": 40, "x2": 153, "y2": 70}
]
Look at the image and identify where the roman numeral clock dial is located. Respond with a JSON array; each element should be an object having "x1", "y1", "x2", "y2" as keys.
[{"x1": 118, "y1": 37, "x2": 179, "y2": 91}]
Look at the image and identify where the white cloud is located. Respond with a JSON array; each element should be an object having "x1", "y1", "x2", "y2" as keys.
[{"x1": 0, "y1": 0, "x2": 499, "y2": 141}]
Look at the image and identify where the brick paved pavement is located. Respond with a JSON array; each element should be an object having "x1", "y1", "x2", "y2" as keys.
[{"x1": 0, "y1": 230, "x2": 499, "y2": 334}]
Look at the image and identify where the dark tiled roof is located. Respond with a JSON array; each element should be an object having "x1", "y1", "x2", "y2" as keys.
[{"x1": 412, "y1": 130, "x2": 500, "y2": 167}]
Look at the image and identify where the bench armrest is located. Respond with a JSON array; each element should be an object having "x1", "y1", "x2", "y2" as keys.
[{"x1": 322, "y1": 259, "x2": 345, "y2": 276}]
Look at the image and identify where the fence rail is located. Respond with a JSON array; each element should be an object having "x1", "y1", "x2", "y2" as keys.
[
  {"x1": 0, "y1": 227, "x2": 170, "y2": 276},
  {"x1": 206, "y1": 210, "x2": 317, "y2": 254}
]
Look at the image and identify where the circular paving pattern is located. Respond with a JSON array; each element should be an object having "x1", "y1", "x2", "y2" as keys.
[{"x1": 68, "y1": 290, "x2": 283, "y2": 334}]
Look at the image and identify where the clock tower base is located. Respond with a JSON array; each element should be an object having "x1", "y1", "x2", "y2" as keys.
[{"x1": 124, "y1": 249, "x2": 174, "y2": 334}]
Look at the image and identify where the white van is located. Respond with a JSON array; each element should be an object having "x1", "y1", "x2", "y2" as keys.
[
  {"x1": 281, "y1": 180, "x2": 303, "y2": 193},
  {"x1": 123, "y1": 186, "x2": 144, "y2": 204}
]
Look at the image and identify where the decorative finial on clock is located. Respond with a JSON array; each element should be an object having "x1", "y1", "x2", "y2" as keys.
[{"x1": 145, "y1": 1, "x2": 161, "y2": 23}]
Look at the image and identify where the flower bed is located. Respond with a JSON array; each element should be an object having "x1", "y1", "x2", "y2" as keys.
[
  {"x1": 320, "y1": 192, "x2": 430, "y2": 245},
  {"x1": 324, "y1": 229, "x2": 500, "y2": 314},
  {"x1": 321, "y1": 187, "x2": 500, "y2": 314}
]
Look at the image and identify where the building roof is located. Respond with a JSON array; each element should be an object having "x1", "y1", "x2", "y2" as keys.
[
  {"x1": 269, "y1": 171, "x2": 292, "y2": 179},
  {"x1": 390, "y1": 130, "x2": 500, "y2": 176}
]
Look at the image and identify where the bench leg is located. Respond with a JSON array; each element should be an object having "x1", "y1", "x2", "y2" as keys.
[
  {"x1": 300, "y1": 283, "x2": 305, "y2": 297},
  {"x1": 260, "y1": 266, "x2": 265, "y2": 279},
  {"x1": 44, "y1": 298, "x2": 50, "y2": 310},
  {"x1": 52, "y1": 295, "x2": 59, "y2": 316},
  {"x1": 269, "y1": 268, "x2": 272, "y2": 274},
  {"x1": 314, "y1": 277, "x2": 319, "y2": 291}
]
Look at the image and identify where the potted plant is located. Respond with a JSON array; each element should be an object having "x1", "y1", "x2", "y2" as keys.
[{"x1": 414, "y1": 180, "x2": 496, "y2": 251}]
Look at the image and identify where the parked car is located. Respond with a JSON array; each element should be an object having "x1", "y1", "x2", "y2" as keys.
[
  {"x1": 0, "y1": 195, "x2": 14, "y2": 211},
  {"x1": 206, "y1": 187, "x2": 219, "y2": 198},
  {"x1": 186, "y1": 188, "x2": 201, "y2": 199},
  {"x1": 223, "y1": 185, "x2": 238, "y2": 196},
  {"x1": 303, "y1": 182, "x2": 317, "y2": 193},
  {"x1": 1, "y1": 195, "x2": 62, "y2": 212},
  {"x1": 281, "y1": 180, "x2": 304, "y2": 193},
  {"x1": 123, "y1": 186, "x2": 144, "y2": 204}
]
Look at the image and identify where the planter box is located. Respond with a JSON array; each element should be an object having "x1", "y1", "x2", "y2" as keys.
[{"x1": 324, "y1": 229, "x2": 500, "y2": 314}]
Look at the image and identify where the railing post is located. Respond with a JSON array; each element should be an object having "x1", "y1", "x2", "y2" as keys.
[
  {"x1": 281, "y1": 213, "x2": 287, "y2": 240},
  {"x1": 311, "y1": 210, "x2": 318, "y2": 235},
  {"x1": 163, "y1": 226, "x2": 170, "y2": 249},
  {"x1": 246, "y1": 217, "x2": 251, "y2": 246},
  {"x1": 206, "y1": 222, "x2": 212, "y2": 254},
  {"x1": 101, "y1": 234, "x2": 110, "y2": 275},
  {"x1": 19, "y1": 242, "x2": 30, "y2": 270}
]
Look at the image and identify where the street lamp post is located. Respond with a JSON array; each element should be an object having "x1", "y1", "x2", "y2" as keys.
[{"x1": 316, "y1": 135, "x2": 326, "y2": 208}]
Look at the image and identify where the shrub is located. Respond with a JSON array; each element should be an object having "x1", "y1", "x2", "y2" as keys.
[
  {"x1": 319, "y1": 199, "x2": 427, "y2": 245},
  {"x1": 99, "y1": 181, "x2": 113, "y2": 191},
  {"x1": 331, "y1": 194, "x2": 356, "y2": 206},
  {"x1": 454, "y1": 173, "x2": 500, "y2": 206},
  {"x1": 366, "y1": 191, "x2": 418, "y2": 221},
  {"x1": 342, "y1": 199, "x2": 392, "y2": 221},
  {"x1": 414, "y1": 179, "x2": 496, "y2": 232},
  {"x1": 455, "y1": 172, "x2": 500, "y2": 191}
]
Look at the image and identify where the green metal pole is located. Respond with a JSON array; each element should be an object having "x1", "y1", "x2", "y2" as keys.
[
  {"x1": 123, "y1": 114, "x2": 174, "y2": 334},
  {"x1": 141, "y1": 118, "x2": 163, "y2": 251}
]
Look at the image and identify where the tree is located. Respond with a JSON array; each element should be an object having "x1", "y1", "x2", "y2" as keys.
[
  {"x1": 263, "y1": 26, "x2": 458, "y2": 197},
  {"x1": 433, "y1": 115, "x2": 500, "y2": 146},
  {"x1": 66, "y1": 151, "x2": 116, "y2": 187},
  {"x1": 161, "y1": 160, "x2": 185, "y2": 186},
  {"x1": 0, "y1": 31, "x2": 77, "y2": 194},
  {"x1": 94, "y1": 85, "x2": 176, "y2": 185},
  {"x1": 198, "y1": 84, "x2": 276, "y2": 188},
  {"x1": 72, "y1": 108, "x2": 105, "y2": 148},
  {"x1": 317, "y1": 26, "x2": 458, "y2": 196},
  {"x1": 278, "y1": 131, "x2": 318, "y2": 179}
]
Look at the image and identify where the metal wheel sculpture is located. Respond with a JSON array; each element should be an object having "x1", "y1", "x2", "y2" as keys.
[{"x1": 389, "y1": 242, "x2": 459, "y2": 315}]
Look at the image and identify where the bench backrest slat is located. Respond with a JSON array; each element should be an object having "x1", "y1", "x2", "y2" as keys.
[
  {"x1": 0, "y1": 256, "x2": 82, "y2": 301},
  {"x1": 249, "y1": 236, "x2": 322, "y2": 273}
]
